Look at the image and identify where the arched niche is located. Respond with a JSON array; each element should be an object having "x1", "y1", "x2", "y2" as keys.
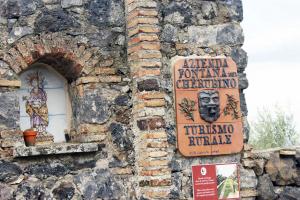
[{"x1": 18, "y1": 63, "x2": 72, "y2": 143}]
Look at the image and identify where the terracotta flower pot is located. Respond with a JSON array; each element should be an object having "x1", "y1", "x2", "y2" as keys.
[{"x1": 23, "y1": 129, "x2": 37, "y2": 146}]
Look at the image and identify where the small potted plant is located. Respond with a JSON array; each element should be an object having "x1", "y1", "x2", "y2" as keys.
[{"x1": 23, "y1": 129, "x2": 37, "y2": 146}]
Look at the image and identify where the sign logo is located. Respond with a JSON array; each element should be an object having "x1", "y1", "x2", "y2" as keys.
[
  {"x1": 201, "y1": 167, "x2": 207, "y2": 176},
  {"x1": 198, "y1": 90, "x2": 220, "y2": 123}
]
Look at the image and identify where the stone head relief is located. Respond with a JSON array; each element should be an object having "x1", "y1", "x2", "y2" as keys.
[{"x1": 198, "y1": 90, "x2": 220, "y2": 123}]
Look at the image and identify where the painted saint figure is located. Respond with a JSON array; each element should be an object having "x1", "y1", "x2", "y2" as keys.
[{"x1": 24, "y1": 72, "x2": 49, "y2": 133}]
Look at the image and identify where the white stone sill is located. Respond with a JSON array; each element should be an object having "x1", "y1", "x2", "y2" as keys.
[{"x1": 13, "y1": 142, "x2": 99, "y2": 157}]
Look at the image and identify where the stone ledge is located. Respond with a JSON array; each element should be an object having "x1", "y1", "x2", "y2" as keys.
[
  {"x1": 251, "y1": 146, "x2": 300, "y2": 158},
  {"x1": 13, "y1": 143, "x2": 99, "y2": 157},
  {"x1": 0, "y1": 79, "x2": 21, "y2": 87}
]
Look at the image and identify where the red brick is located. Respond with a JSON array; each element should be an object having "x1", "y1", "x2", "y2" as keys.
[
  {"x1": 144, "y1": 99, "x2": 165, "y2": 107},
  {"x1": 128, "y1": 50, "x2": 161, "y2": 61},
  {"x1": 142, "y1": 131, "x2": 167, "y2": 139},
  {"x1": 146, "y1": 141, "x2": 168, "y2": 148},
  {"x1": 130, "y1": 59, "x2": 162, "y2": 69},
  {"x1": 142, "y1": 188, "x2": 170, "y2": 199},
  {"x1": 111, "y1": 167, "x2": 133, "y2": 175},
  {"x1": 0, "y1": 80, "x2": 21, "y2": 87},
  {"x1": 74, "y1": 45, "x2": 86, "y2": 58},
  {"x1": 132, "y1": 68, "x2": 161, "y2": 78},
  {"x1": 127, "y1": 8, "x2": 158, "y2": 21},
  {"x1": 139, "y1": 178, "x2": 172, "y2": 187},
  {"x1": 95, "y1": 67, "x2": 116, "y2": 75},
  {"x1": 15, "y1": 42, "x2": 32, "y2": 62},
  {"x1": 76, "y1": 76, "x2": 98, "y2": 85},
  {"x1": 0, "y1": 130, "x2": 23, "y2": 138},
  {"x1": 98, "y1": 75, "x2": 122, "y2": 83},
  {"x1": 129, "y1": 33, "x2": 159, "y2": 46},
  {"x1": 148, "y1": 117, "x2": 165, "y2": 130},
  {"x1": 128, "y1": 42, "x2": 160, "y2": 54},
  {"x1": 127, "y1": 1, "x2": 157, "y2": 13},
  {"x1": 140, "y1": 168, "x2": 171, "y2": 176},
  {"x1": 128, "y1": 25, "x2": 160, "y2": 37},
  {"x1": 34, "y1": 44, "x2": 46, "y2": 57},
  {"x1": 148, "y1": 151, "x2": 168, "y2": 158},
  {"x1": 8, "y1": 48, "x2": 27, "y2": 70},
  {"x1": 2, "y1": 53, "x2": 21, "y2": 73},
  {"x1": 98, "y1": 59, "x2": 114, "y2": 67},
  {"x1": 139, "y1": 159, "x2": 169, "y2": 167},
  {"x1": 128, "y1": 17, "x2": 158, "y2": 29},
  {"x1": 137, "y1": 92, "x2": 165, "y2": 100}
]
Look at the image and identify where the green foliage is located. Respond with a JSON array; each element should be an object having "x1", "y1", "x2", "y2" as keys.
[
  {"x1": 217, "y1": 174, "x2": 226, "y2": 185},
  {"x1": 249, "y1": 107, "x2": 299, "y2": 149}
]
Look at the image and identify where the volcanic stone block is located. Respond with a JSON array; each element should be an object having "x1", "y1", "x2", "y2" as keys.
[
  {"x1": 137, "y1": 79, "x2": 159, "y2": 92},
  {"x1": 109, "y1": 123, "x2": 132, "y2": 151},
  {"x1": 137, "y1": 117, "x2": 165, "y2": 131},
  {"x1": 114, "y1": 95, "x2": 130, "y2": 106},
  {"x1": 257, "y1": 174, "x2": 277, "y2": 200},
  {"x1": 0, "y1": 161, "x2": 22, "y2": 183},
  {"x1": 279, "y1": 187, "x2": 300, "y2": 200},
  {"x1": 0, "y1": 90, "x2": 19, "y2": 129},
  {"x1": 265, "y1": 152, "x2": 298, "y2": 185},
  {"x1": 26, "y1": 163, "x2": 69, "y2": 179},
  {"x1": 53, "y1": 182, "x2": 75, "y2": 200},
  {"x1": 240, "y1": 168, "x2": 257, "y2": 189},
  {"x1": 86, "y1": 0, "x2": 124, "y2": 27},
  {"x1": 61, "y1": 0, "x2": 82, "y2": 8},
  {"x1": 78, "y1": 93, "x2": 111, "y2": 124},
  {"x1": 34, "y1": 9, "x2": 80, "y2": 33}
]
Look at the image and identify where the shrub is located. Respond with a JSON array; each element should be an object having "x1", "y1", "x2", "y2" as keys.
[{"x1": 249, "y1": 107, "x2": 299, "y2": 149}]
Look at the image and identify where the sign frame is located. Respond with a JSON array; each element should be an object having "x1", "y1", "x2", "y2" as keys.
[
  {"x1": 192, "y1": 163, "x2": 241, "y2": 200},
  {"x1": 172, "y1": 56, "x2": 244, "y2": 157}
]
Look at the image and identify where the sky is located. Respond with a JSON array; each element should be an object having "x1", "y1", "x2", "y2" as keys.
[
  {"x1": 242, "y1": 0, "x2": 300, "y2": 132},
  {"x1": 217, "y1": 164, "x2": 237, "y2": 177}
]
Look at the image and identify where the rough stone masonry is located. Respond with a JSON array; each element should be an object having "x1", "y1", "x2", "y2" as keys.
[{"x1": 0, "y1": 0, "x2": 292, "y2": 199}]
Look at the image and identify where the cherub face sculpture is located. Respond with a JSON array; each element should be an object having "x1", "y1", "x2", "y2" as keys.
[{"x1": 198, "y1": 90, "x2": 220, "y2": 123}]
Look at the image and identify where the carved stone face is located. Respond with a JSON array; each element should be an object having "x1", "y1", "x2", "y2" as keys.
[{"x1": 198, "y1": 90, "x2": 220, "y2": 123}]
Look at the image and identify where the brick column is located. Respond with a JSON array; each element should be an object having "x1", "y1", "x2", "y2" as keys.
[{"x1": 125, "y1": 0, "x2": 172, "y2": 199}]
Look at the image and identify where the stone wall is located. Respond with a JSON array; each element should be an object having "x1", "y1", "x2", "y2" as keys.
[
  {"x1": 158, "y1": 0, "x2": 249, "y2": 199},
  {"x1": 0, "y1": 0, "x2": 131, "y2": 142},
  {"x1": 0, "y1": 0, "x2": 136, "y2": 199},
  {"x1": 0, "y1": 0, "x2": 255, "y2": 199},
  {"x1": 241, "y1": 145, "x2": 300, "y2": 200}
]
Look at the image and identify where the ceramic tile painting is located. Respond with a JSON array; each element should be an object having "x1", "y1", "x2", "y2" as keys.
[
  {"x1": 24, "y1": 71, "x2": 48, "y2": 133},
  {"x1": 19, "y1": 65, "x2": 69, "y2": 142}
]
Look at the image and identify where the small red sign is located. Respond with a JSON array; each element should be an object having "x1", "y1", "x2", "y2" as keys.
[
  {"x1": 192, "y1": 164, "x2": 240, "y2": 200},
  {"x1": 192, "y1": 165, "x2": 218, "y2": 200}
]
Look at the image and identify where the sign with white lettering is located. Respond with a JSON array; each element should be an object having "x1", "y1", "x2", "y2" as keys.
[{"x1": 192, "y1": 163, "x2": 240, "y2": 200}]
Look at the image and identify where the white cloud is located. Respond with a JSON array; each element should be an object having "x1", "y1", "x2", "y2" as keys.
[
  {"x1": 242, "y1": 0, "x2": 300, "y2": 133},
  {"x1": 243, "y1": 0, "x2": 300, "y2": 63},
  {"x1": 246, "y1": 62, "x2": 300, "y2": 132}
]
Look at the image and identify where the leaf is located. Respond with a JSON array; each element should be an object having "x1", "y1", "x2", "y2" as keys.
[{"x1": 179, "y1": 98, "x2": 196, "y2": 121}]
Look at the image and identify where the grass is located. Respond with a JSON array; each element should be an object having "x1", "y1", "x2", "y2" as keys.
[{"x1": 218, "y1": 178, "x2": 238, "y2": 199}]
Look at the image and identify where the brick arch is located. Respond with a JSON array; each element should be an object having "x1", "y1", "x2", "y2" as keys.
[{"x1": 0, "y1": 33, "x2": 99, "y2": 81}]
